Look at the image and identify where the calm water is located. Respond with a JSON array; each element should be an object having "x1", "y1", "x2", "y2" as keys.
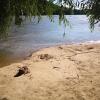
[{"x1": 0, "y1": 15, "x2": 100, "y2": 67}]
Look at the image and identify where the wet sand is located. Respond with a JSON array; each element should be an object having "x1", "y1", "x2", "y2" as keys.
[{"x1": 0, "y1": 43, "x2": 100, "y2": 100}]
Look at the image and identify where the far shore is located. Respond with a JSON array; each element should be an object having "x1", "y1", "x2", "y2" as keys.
[{"x1": 0, "y1": 42, "x2": 100, "y2": 100}]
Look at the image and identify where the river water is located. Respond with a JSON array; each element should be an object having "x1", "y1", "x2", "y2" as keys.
[{"x1": 0, "y1": 15, "x2": 100, "y2": 67}]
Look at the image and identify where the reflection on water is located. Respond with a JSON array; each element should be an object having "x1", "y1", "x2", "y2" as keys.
[
  {"x1": 0, "y1": 49, "x2": 15, "y2": 67},
  {"x1": 0, "y1": 15, "x2": 100, "y2": 67},
  {"x1": 0, "y1": 49, "x2": 25, "y2": 67}
]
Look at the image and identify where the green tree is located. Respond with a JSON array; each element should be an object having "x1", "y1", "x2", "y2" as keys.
[
  {"x1": 0, "y1": 0, "x2": 100, "y2": 38},
  {"x1": 81, "y1": 0, "x2": 100, "y2": 29},
  {"x1": 0, "y1": 0, "x2": 55, "y2": 38},
  {"x1": 63, "y1": 0, "x2": 100, "y2": 28}
]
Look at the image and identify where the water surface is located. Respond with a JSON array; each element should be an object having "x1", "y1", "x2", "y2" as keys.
[{"x1": 0, "y1": 15, "x2": 100, "y2": 67}]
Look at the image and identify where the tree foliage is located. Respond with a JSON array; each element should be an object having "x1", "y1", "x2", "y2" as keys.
[
  {"x1": 81, "y1": 0, "x2": 100, "y2": 29},
  {"x1": 0, "y1": 0, "x2": 54, "y2": 38},
  {"x1": 0, "y1": 0, "x2": 100, "y2": 38},
  {"x1": 62, "y1": 0, "x2": 100, "y2": 28}
]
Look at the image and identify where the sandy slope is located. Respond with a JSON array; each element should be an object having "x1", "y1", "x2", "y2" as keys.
[{"x1": 0, "y1": 43, "x2": 100, "y2": 100}]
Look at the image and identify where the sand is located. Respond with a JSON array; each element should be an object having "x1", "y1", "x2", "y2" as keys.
[{"x1": 0, "y1": 43, "x2": 100, "y2": 100}]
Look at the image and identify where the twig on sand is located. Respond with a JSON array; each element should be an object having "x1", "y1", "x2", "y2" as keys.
[{"x1": 14, "y1": 66, "x2": 30, "y2": 77}]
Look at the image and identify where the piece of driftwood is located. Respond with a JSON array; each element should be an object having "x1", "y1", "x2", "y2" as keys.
[
  {"x1": 14, "y1": 66, "x2": 30, "y2": 77},
  {"x1": 58, "y1": 46, "x2": 63, "y2": 49},
  {"x1": 39, "y1": 54, "x2": 53, "y2": 60},
  {"x1": 87, "y1": 46, "x2": 94, "y2": 50}
]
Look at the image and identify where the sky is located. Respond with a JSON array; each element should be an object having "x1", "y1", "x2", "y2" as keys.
[
  {"x1": 53, "y1": 0, "x2": 83, "y2": 9},
  {"x1": 54, "y1": 0, "x2": 82, "y2": 3}
]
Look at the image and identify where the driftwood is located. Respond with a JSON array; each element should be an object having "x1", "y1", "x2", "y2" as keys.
[
  {"x1": 14, "y1": 66, "x2": 30, "y2": 77},
  {"x1": 39, "y1": 54, "x2": 53, "y2": 60},
  {"x1": 87, "y1": 46, "x2": 94, "y2": 50}
]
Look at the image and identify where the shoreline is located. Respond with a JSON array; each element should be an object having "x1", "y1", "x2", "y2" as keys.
[
  {"x1": 21, "y1": 41, "x2": 100, "y2": 61},
  {"x1": 1, "y1": 41, "x2": 100, "y2": 68},
  {"x1": 0, "y1": 42, "x2": 100, "y2": 100}
]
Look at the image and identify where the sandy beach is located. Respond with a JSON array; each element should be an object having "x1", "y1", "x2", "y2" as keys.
[{"x1": 0, "y1": 43, "x2": 100, "y2": 100}]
